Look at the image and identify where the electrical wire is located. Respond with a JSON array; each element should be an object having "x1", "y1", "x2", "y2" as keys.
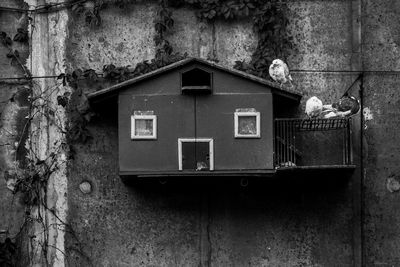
[
  {"x1": 0, "y1": 0, "x2": 89, "y2": 13},
  {"x1": 2, "y1": 69, "x2": 400, "y2": 82},
  {"x1": 291, "y1": 70, "x2": 400, "y2": 74}
]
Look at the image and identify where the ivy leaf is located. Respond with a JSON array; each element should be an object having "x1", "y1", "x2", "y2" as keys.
[
  {"x1": 72, "y1": 69, "x2": 83, "y2": 80},
  {"x1": 2, "y1": 36, "x2": 12, "y2": 46},
  {"x1": 155, "y1": 22, "x2": 167, "y2": 33},
  {"x1": 224, "y1": 10, "x2": 230, "y2": 19},
  {"x1": 13, "y1": 28, "x2": 29, "y2": 43},
  {"x1": 57, "y1": 95, "x2": 69, "y2": 107},
  {"x1": 85, "y1": 9, "x2": 101, "y2": 27},
  {"x1": 83, "y1": 69, "x2": 98, "y2": 82},
  {"x1": 57, "y1": 73, "x2": 65, "y2": 80},
  {"x1": 58, "y1": 73, "x2": 67, "y2": 86},
  {"x1": 243, "y1": 6, "x2": 249, "y2": 16},
  {"x1": 165, "y1": 17, "x2": 174, "y2": 29},
  {"x1": 6, "y1": 50, "x2": 19, "y2": 60},
  {"x1": 153, "y1": 34, "x2": 163, "y2": 46},
  {"x1": 103, "y1": 64, "x2": 115, "y2": 73},
  {"x1": 35, "y1": 160, "x2": 45, "y2": 165},
  {"x1": 71, "y1": 3, "x2": 85, "y2": 15},
  {"x1": 208, "y1": 9, "x2": 216, "y2": 19}
]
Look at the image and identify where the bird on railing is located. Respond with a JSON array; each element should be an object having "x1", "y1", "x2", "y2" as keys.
[
  {"x1": 305, "y1": 96, "x2": 333, "y2": 118},
  {"x1": 269, "y1": 59, "x2": 293, "y2": 87},
  {"x1": 323, "y1": 94, "x2": 360, "y2": 118},
  {"x1": 305, "y1": 95, "x2": 360, "y2": 119}
]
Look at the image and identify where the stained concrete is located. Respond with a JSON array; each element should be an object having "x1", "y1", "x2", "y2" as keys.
[
  {"x1": 66, "y1": 3, "x2": 157, "y2": 71},
  {"x1": 0, "y1": 0, "x2": 30, "y2": 248},
  {"x1": 362, "y1": 0, "x2": 400, "y2": 265},
  {"x1": 0, "y1": 0, "x2": 398, "y2": 266},
  {"x1": 65, "y1": 2, "x2": 358, "y2": 266}
]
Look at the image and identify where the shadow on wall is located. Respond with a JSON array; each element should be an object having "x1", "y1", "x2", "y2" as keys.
[
  {"x1": 67, "y1": 99, "x2": 354, "y2": 266},
  {"x1": 125, "y1": 174, "x2": 351, "y2": 210},
  {"x1": 89, "y1": 95, "x2": 352, "y2": 208}
]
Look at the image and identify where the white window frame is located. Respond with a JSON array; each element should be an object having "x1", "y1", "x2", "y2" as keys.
[
  {"x1": 234, "y1": 111, "x2": 261, "y2": 138},
  {"x1": 178, "y1": 138, "x2": 214, "y2": 171},
  {"x1": 131, "y1": 114, "x2": 157, "y2": 140}
]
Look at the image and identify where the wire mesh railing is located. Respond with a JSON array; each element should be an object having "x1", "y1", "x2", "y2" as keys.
[{"x1": 274, "y1": 118, "x2": 352, "y2": 168}]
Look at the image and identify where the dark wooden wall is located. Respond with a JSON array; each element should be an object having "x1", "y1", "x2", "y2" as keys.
[{"x1": 118, "y1": 63, "x2": 274, "y2": 174}]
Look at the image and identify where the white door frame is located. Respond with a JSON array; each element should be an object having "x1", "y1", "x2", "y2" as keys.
[{"x1": 178, "y1": 138, "x2": 214, "y2": 171}]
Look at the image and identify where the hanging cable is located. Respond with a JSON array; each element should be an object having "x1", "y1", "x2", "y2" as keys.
[
  {"x1": 2, "y1": 69, "x2": 400, "y2": 82},
  {"x1": 0, "y1": 0, "x2": 89, "y2": 13}
]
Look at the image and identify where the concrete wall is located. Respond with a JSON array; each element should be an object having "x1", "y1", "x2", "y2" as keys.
[
  {"x1": 0, "y1": 1, "x2": 30, "y2": 263},
  {"x1": 65, "y1": 2, "x2": 357, "y2": 266},
  {"x1": 363, "y1": 1, "x2": 400, "y2": 266},
  {"x1": 0, "y1": 0, "x2": 69, "y2": 265},
  {"x1": 1, "y1": 0, "x2": 399, "y2": 266}
]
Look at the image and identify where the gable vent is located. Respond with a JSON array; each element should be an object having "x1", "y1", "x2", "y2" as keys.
[{"x1": 181, "y1": 67, "x2": 212, "y2": 94}]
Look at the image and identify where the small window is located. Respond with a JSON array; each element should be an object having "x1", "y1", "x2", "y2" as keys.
[
  {"x1": 234, "y1": 110, "x2": 260, "y2": 138},
  {"x1": 131, "y1": 114, "x2": 157, "y2": 139},
  {"x1": 181, "y1": 67, "x2": 212, "y2": 94}
]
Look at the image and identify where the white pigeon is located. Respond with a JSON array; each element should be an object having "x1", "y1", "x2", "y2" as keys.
[
  {"x1": 306, "y1": 96, "x2": 342, "y2": 119},
  {"x1": 269, "y1": 59, "x2": 293, "y2": 86},
  {"x1": 305, "y1": 96, "x2": 323, "y2": 118}
]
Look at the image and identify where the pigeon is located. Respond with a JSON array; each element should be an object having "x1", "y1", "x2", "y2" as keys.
[
  {"x1": 332, "y1": 95, "x2": 360, "y2": 114},
  {"x1": 269, "y1": 59, "x2": 293, "y2": 86},
  {"x1": 323, "y1": 94, "x2": 360, "y2": 118},
  {"x1": 305, "y1": 94, "x2": 360, "y2": 119},
  {"x1": 305, "y1": 96, "x2": 324, "y2": 118}
]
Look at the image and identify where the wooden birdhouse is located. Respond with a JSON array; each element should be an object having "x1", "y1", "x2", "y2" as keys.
[{"x1": 89, "y1": 58, "x2": 354, "y2": 179}]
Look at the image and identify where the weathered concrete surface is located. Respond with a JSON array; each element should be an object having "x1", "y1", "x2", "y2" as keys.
[
  {"x1": 363, "y1": 75, "x2": 400, "y2": 266},
  {"x1": 361, "y1": 1, "x2": 400, "y2": 266},
  {"x1": 66, "y1": 113, "x2": 201, "y2": 266},
  {"x1": 288, "y1": 1, "x2": 353, "y2": 71},
  {"x1": 66, "y1": 3, "x2": 157, "y2": 71},
  {"x1": 65, "y1": 2, "x2": 362, "y2": 266},
  {"x1": 362, "y1": 1, "x2": 400, "y2": 263},
  {"x1": 208, "y1": 184, "x2": 353, "y2": 267},
  {"x1": 25, "y1": 0, "x2": 70, "y2": 265},
  {"x1": 66, "y1": 3, "x2": 257, "y2": 70},
  {"x1": 287, "y1": 1, "x2": 356, "y2": 111},
  {"x1": 0, "y1": 2, "x2": 29, "y2": 79},
  {"x1": 0, "y1": 0, "x2": 30, "y2": 257},
  {"x1": 166, "y1": 8, "x2": 256, "y2": 65}
]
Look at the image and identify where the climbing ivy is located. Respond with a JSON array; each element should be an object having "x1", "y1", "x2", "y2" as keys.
[
  {"x1": 0, "y1": 31, "x2": 30, "y2": 76},
  {"x1": 70, "y1": 0, "x2": 293, "y2": 78},
  {"x1": 0, "y1": 23, "x2": 89, "y2": 267},
  {"x1": 0, "y1": 238, "x2": 16, "y2": 267},
  {"x1": 0, "y1": 0, "x2": 295, "y2": 265},
  {"x1": 63, "y1": 0, "x2": 295, "y2": 144}
]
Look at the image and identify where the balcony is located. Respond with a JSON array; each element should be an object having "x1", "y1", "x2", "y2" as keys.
[{"x1": 274, "y1": 118, "x2": 356, "y2": 173}]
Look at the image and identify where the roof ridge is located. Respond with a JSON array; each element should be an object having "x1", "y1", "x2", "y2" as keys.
[{"x1": 88, "y1": 57, "x2": 301, "y2": 101}]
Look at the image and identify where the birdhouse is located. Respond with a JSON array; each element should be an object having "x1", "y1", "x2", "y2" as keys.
[{"x1": 89, "y1": 58, "x2": 354, "y2": 179}]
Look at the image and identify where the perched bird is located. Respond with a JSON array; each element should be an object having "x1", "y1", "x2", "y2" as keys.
[
  {"x1": 280, "y1": 161, "x2": 296, "y2": 168},
  {"x1": 305, "y1": 96, "x2": 324, "y2": 118},
  {"x1": 332, "y1": 94, "x2": 360, "y2": 114},
  {"x1": 269, "y1": 59, "x2": 293, "y2": 86},
  {"x1": 323, "y1": 94, "x2": 360, "y2": 118}
]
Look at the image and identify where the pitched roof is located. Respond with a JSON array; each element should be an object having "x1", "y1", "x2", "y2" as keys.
[{"x1": 88, "y1": 57, "x2": 302, "y2": 101}]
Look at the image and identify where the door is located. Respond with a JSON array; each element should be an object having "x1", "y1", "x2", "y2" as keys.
[{"x1": 178, "y1": 138, "x2": 214, "y2": 171}]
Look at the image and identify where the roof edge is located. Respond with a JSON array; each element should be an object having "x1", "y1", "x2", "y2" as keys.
[{"x1": 88, "y1": 57, "x2": 302, "y2": 101}]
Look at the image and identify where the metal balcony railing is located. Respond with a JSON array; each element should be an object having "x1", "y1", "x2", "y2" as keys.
[{"x1": 274, "y1": 118, "x2": 352, "y2": 168}]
